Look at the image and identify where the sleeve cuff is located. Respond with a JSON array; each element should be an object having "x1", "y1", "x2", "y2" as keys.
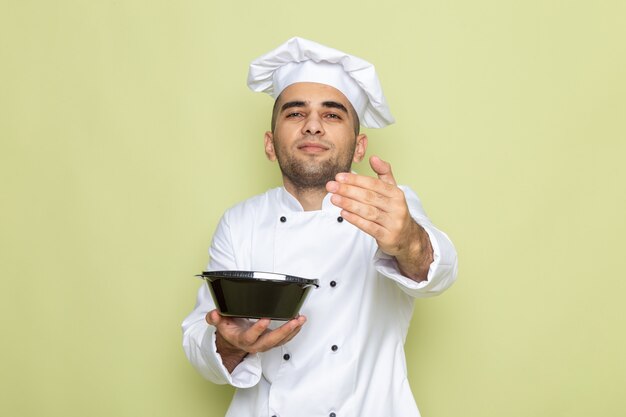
[
  {"x1": 199, "y1": 327, "x2": 263, "y2": 388},
  {"x1": 374, "y1": 222, "x2": 458, "y2": 298}
]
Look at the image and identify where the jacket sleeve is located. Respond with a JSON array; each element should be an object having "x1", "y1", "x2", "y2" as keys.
[
  {"x1": 374, "y1": 185, "x2": 458, "y2": 298},
  {"x1": 181, "y1": 211, "x2": 263, "y2": 388}
]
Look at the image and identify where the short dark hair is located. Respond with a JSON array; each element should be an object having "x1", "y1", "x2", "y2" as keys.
[{"x1": 271, "y1": 93, "x2": 361, "y2": 135}]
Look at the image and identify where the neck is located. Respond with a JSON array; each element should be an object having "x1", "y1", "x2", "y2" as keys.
[{"x1": 283, "y1": 180, "x2": 327, "y2": 211}]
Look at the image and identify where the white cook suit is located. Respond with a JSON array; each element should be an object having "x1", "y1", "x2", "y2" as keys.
[{"x1": 182, "y1": 186, "x2": 458, "y2": 417}]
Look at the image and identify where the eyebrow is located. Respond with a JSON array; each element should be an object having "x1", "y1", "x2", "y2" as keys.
[
  {"x1": 280, "y1": 100, "x2": 349, "y2": 114},
  {"x1": 322, "y1": 101, "x2": 349, "y2": 114},
  {"x1": 280, "y1": 101, "x2": 306, "y2": 112}
]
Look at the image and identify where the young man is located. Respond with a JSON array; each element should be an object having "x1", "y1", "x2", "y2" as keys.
[{"x1": 183, "y1": 37, "x2": 458, "y2": 417}]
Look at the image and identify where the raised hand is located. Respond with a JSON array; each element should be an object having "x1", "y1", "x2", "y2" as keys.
[{"x1": 326, "y1": 156, "x2": 433, "y2": 281}]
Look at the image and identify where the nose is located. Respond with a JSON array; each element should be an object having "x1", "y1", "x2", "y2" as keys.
[{"x1": 302, "y1": 114, "x2": 324, "y2": 136}]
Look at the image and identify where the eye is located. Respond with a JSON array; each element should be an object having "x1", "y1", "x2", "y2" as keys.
[
  {"x1": 325, "y1": 113, "x2": 342, "y2": 120},
  {"x1": 286, "y1": 112, "x2": 304, "y2": 118}
]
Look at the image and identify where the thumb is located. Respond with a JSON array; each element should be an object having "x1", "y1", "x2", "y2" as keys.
[
  {"x1": 370, "y1": 155, "x2": 397, "y2": 186},
  {"x1": 206, "y1": 309, "x2": 221, "y2": 326}
]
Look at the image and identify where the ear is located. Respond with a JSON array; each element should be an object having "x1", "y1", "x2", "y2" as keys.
[
  {"x1": 264, "y1": 131, "x2": 277, "y2": 161},
  {"x1": 352, "y1": 133, "x2": 368, "y2": 163}
]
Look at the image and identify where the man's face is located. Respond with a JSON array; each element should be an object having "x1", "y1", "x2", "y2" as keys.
[{"x1": 264, "y1": 82, "x2": 368, "y2": 190}]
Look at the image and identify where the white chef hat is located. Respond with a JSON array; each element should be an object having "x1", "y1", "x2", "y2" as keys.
[{"x1": 247, "y1": 37, "x2": 395, "y2": 129}]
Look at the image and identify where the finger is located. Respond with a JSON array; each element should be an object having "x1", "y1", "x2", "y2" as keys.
[
  {"x1": 369, "y1": 155, "x2": 397, "y2": 186},
  {"x1": 206, "y1": 309, "x2": 221, "y2": 326},
  {"x1": 331, "y1": 194, "x2": 391, "y2": 224},
  {"x1": 239, "y1": 318, "x2": 272, "y2": 345},
  {"x1": 275, "y1": 323, "x2": 304, "y2": 346},
  {"x1": 332, "y1": 172, "x2": 398, "y2": 198},
  {"x1": 340, "y1": 210, "x2": 389, "y2": 243},
  {"x1": 250, "y1": 316, "x2": 306, "y2": 352},
  {"x1": 208, "y1": 311, "x2": 251, "y2": 334},
  {"x1": 267, "y1": 316, "x2": 306, "y2": 345},
  {"x1": 328, "y1": 181, "x2": 394, "y2": 212}
]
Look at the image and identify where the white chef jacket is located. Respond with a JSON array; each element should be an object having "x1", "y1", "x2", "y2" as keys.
[{"x1": 182, "y1": 186, "x2": 458, "y2": 417}]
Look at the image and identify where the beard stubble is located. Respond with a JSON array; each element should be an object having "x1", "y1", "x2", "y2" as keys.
[{"x1": 273, "y1": 137, "x2": 356, "y2": 191}]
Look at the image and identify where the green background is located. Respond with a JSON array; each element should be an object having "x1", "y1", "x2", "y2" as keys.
[{"x1": 1, "y1": 1, "x2": 625, "y2": 416}]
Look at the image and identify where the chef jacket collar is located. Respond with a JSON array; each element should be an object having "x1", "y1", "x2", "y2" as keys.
[{"x1": 279, "y1": 187, "x2": 342, "y2": 214}]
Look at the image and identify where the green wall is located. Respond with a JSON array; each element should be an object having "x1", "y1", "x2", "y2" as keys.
[{"x1": 1, "y1": 1, "x2": 624, "y2": 416}]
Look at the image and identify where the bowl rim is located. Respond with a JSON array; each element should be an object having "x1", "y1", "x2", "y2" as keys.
[{"x1": 197, "y1": 270, "x2": 319, "y2": 287}]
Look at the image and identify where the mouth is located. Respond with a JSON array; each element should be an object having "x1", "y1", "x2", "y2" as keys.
[{"x1": 297, "y1": 141, "x2": 330, "y2": 154}]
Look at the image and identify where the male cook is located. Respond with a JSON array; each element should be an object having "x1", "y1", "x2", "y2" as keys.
[{"x1": 182, "y1": 37, "x2": 458, "y2": 417}]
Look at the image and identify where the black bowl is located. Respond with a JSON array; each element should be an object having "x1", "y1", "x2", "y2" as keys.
[{"x1": 197, "y1": 270, "x2": 319, "y2": 320}]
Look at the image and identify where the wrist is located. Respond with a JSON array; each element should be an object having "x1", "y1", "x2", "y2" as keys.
[
  {"x1": 395, "y1": 221, "x2": 433, "y2": 282},
  {"x1": 215, "y1": 330, "x2": 248, "y2": 372}
]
